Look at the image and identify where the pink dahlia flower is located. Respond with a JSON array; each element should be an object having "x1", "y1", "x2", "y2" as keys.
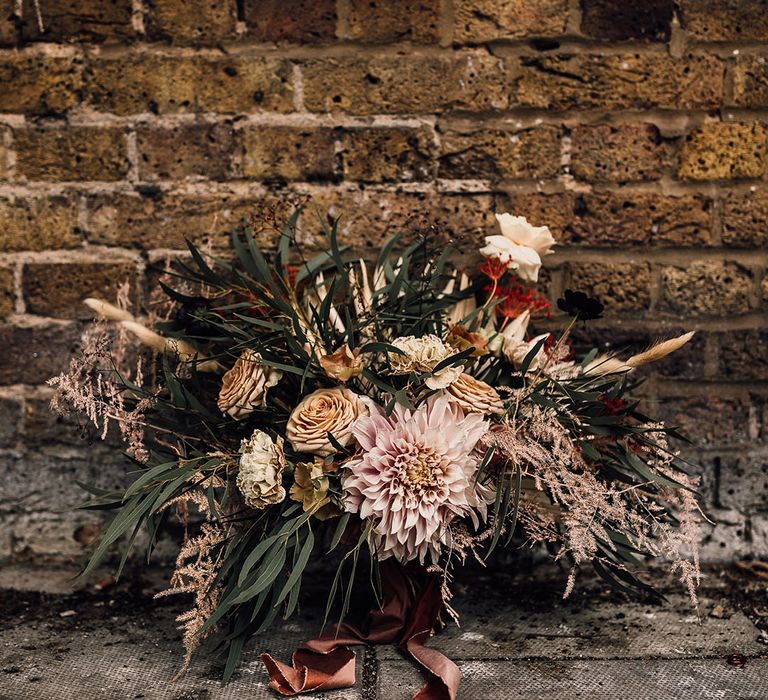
[{"x1": 343, "y1": 394, "x2": 493, "y2": 563}]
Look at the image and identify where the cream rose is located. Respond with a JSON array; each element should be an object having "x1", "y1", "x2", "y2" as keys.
[
  {"x1": 286, "y1": 387, "x2": 367, "y2": 456},
  {"x1": 218, "y1": 349, "x2": 282, "y2": 418},
  {"x1": 389, "y1": 334, "x2": 463, "y2": 390},
  {"x1": 479, "y1": 213, "x2": 556, "y2": 283},
  {"x1": 446, "y1": 372, "x2": 505, "y2": 415},
  {"x1": 237, "y1": 430, "x2": 286, "y2": 509}
]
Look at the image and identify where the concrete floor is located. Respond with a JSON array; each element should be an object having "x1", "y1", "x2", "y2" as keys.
[{"x1": 1, "y1": 561, "x2": 767, "y2": 699}]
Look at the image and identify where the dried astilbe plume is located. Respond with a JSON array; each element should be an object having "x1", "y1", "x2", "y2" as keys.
[
  {"x1": 483, "y1": 405, "x2": 702, "y2": 606},
  {"x1": 156, "y1": 520, "x2": 227, "y2": 677},
  {"x1": 48, "y1": 319, "x2": 155, "y2": 462}
]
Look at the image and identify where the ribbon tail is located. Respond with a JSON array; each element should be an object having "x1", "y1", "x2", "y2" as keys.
[
  {"x1": 400, "y1": 574, "x2": 461, "y2": 700},
  {"x1": 406, "y1": 637, "x2": 460, "y2": 700},
  {"x1": 260, "y1": 648, "x2": 356, "y2": 696}
]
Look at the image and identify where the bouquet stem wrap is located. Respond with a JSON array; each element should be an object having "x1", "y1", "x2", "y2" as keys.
[{"x1": 260, "y1": 561, "x2": 459, "y2": 700}]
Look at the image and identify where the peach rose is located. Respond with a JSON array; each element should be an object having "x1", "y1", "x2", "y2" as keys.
[
  {"x1": 286, "y1": 387, "x2": 367, "y2": 456},
  {"x1": 218, "y1": 350, "x2": 281, "y2": 418},
  {"x1": 446, "y1": 372, "x2": 505, "y2": 415}
]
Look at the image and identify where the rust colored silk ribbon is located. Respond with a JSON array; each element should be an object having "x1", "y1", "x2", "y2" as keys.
[{"x1": 260, "y1": 561, "x2": 459, "y2": 700}]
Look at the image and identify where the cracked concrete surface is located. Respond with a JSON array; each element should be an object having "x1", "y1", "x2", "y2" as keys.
[{"x1": 1, "y1": 562, "x2": 767, "y2": 699}]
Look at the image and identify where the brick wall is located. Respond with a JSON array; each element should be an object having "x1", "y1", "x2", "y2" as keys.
[{"x1": 0, "y1": 0, "x2": 767, "y2": 563}]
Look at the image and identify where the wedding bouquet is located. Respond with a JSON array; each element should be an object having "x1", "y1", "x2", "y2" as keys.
[{"x1": 51, "y1": 205, "x2": 702, "y2": 700}]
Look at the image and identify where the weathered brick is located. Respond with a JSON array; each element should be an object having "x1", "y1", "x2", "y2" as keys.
[
  {"x1": 0, "y1": 395, "x2": 21, "y2": 448},
  {"x1": 516, "y1": 54, "x2": 723, "y2": 110},
  {"x1": 17, "y1": 0, "x2": 134, "y2": 43},
  {"x1": 24, "y1": 390, "x2": 89, "y2": 446},
  {"x1": 570, "y1": 123, "x2": 669, "y2": 182},
  {"x1": 438, "y1": 126, "x2": 560, "y2": 180},
  {"x1": 677, "y1": 122, "x2": 767, "y2": 181},
  {"x1": 86, "y1": 189, "x2": 306, "y2": 250},
  {"x1": 508, "y1": 192, "x2": 712, "y2": 247},
  {"x1": 0, "y1": 266, "x2": 14, "y2": 318},
  {"x1": 346, "y1": 0, "x2": 439, "y2": 43},
  {"x1": 657, "y1": 394, "x2": 753, "y2": 447},
  {"x1": 311, "y1": 189, "x2": 500, "y2": 250},
  {"x1": 87, "y1": 55, "x2": 294, "y2": 115},
  {"x1": 14, "y1": 127, "x2": 129, "y2": 181},
  {"x1": 0, "y1": 52, "x2": 83, "y2": 114},
  {"x1": 719, "y1": 452, "x2": 768, "y2": 512},
  {"x1": 137, "y1": 123, "x2": 240, "y2": 181},
  {"x1": 453, "y1": 0, "x2": 568, "y2": 42},
  {"x1": 5, "y1": 510, "x2": 106, "y2": 560},
  {"x1": 0, "y1": 4, "x2": 16, "y2": 46},
  {"x1": 662, "y1": 262, "x2": 753, "y2": 316},
  {"x1": 302, "y1": 52, "x2": 510, "y2": 114},
  {"x1": 243, "y1": 126, "x2": 336, "y2": 182},
  {"x1": 730, "y1": 56, "x2": 768, "y2": 109},
  {"x1": 680, "y1": 0, "x2": 768, "y2": 41},
  {"x1": 722, "y1": 190, "x2": 768, "y2": 248},
  {"x1": 566, "y1": 262, "x2": 651, "y2": 313},
  {"x1": 580, "y1": 0, "x2": 674, "y2": 41},
  {"x1": 23, "y1": 262, "x2": 135, "y2": 319},
  {"x1": 0, "y1": 127, "x2": 8, "y2": 180},
  {"x1": 342, "y1": 127, "x2": 433, "y2": 182},
  {"x1": 697, "y1": 507, "x2": 748, "y2": 561},
  {"x1": 718, "y1": 329, "x2": 768, "y2": 381},
  {"x1": 0, "y1": 196, "x2": 81, "y2": 252},
  {"x1": 242, "y1": 0, "x2": 337, "y2": 43},
  {"x1": 145, "y1": 0, "x2": 237, "y2": 45},
  {"x1": 0, "y1": 322, "x2": 80, "y2": 384}
]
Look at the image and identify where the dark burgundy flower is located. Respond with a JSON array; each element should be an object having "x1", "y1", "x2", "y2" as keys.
[{"x1": 557, "y1": 289, "x2": 604, "y2": 320}]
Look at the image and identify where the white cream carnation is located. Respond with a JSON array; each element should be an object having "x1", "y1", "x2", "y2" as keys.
[
  {"x1": 389, "y1": 334, "x2": 463, "y2": 390},
  {"x1": 237, "y1": 430, "x2": 286, "y2": 509}
]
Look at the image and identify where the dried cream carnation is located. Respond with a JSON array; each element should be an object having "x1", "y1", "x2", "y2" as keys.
[
  {"x1": 446, "y1": 373, "x2": 504, "y2": 415},
  {"x1": 389, "y1": 334, "x2": 463, "y2": 390},
  {"x1": 218, "y1": 349, "x2": 281, "y2": 418},
  {"x1": 237, "y1": 430, "x2": 286, "y2": 509}
]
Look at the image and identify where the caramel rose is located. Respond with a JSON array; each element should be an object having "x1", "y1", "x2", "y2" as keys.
[
  {"x1": 446, "y1": 372, "x2": 505, "y2": 415},
  {"x1": 286, "y1": 387, "x2": 367, "y2": 456},
  {"x1": 217, "y1": 349, "x2": 281, "y2": 418}
]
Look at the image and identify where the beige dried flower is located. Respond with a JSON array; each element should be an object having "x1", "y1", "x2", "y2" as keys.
[
  {"x1": 319, "y1": 344, "x2": 364, "y2": 382},
  {"x1": 447, "y1": 324, "x2": 489, "y2": 357},
  {"x1": 236, "y1": 430, "x2": 286, "y2": 509},
  {"x1": 217, "y1": 349, "x2": 281, "y2": 418},
  {"x1": 446, "y1": 372, "x2": 505, "y2": 415},
  {"x1": 389, "y1": 334, "x2": 463, "y2": 390},
  {"x1": 286, "y1": 386, "x2": 367, "y2": 456},
  {"x1": 289, "y1": 460, "x2": 341, "y2": 520}
]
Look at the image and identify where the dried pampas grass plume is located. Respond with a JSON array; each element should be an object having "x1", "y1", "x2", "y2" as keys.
[
  {"x1": 585, "y1": 331, "x2": 695, "y2": 376},
  {"x1": 85, "y1": 297, "x2": 222, "y2": 372},
  {"x1": 626, "y1": 331, "x2": 695, "y2": 368},
  {"x1": 83, "y1": 298, "x2": 135, "y2": 323}
]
